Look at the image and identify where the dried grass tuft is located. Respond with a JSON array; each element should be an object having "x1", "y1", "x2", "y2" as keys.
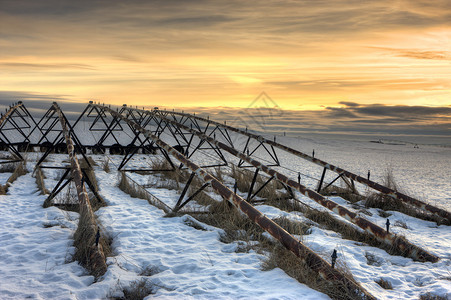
[
  {"x1": 193, "y1": 200, "x2": 267, "y2": 245},
  {"x1": 375, "y1": 278, "x2": 393, "y2": 290},
  {"x1": 261, "y1": 245, "x2": 364, "y2": 300},
  {"x1": 419, "y1": 293, "x2": 449, "y2": 300},
  {"x1": 7, "y1": 162, "x2": 27, "y2": 184},
  {"x1": 102, "y1": 159, "x2": 110, "y2": 173},
  {"x1": 0, "y1": 162, "x2": 27, "y2": 195},
  {"x1": 365, "y1": 169, "x2": 447, "y2": 225},
  {"x1": 34, "y1": 166, "x2": 49, "y2": 195},
  {"x1": 230, "y1": 165, "x2": 288, "y2": 203},
  {"x1": 72, "y1": 211, "x2": 109, "y2": 278},
  {"x1": 118, "y1": 171, "x2": 150, "y2": 200},
  {"x1": 272, "y1": 216, "x2": 311, "y2": 236},
  {"x1": 0, "y1": 162, "x2": 17, "y2": 173},
  {"x1": 320, "y1": 178, "x2": 362, "y2": 203},
  {"x1": 121, "y1": 278, "x2": 156, "y2": 300}
]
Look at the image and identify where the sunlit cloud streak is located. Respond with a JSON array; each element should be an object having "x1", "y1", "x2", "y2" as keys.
[{"x1": 0, "y1": 0, "x2": 450, "y2": 114}]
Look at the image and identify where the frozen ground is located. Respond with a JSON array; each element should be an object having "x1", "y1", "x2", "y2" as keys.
[
  {"x1": 0, "y1": 131, "x2": 450, "y2": 299},
  {"x1": 0, "y1": 156, "x2": 328, "y2": 299}
]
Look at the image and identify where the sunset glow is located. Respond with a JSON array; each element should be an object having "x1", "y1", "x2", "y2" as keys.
[{"x1": 1, "y1": 0, "x2": 450, "y2": 112}]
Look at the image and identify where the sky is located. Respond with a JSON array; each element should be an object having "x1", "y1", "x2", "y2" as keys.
[{"x1": 0, "y1": 0, "x2": 450, "y2": 141}]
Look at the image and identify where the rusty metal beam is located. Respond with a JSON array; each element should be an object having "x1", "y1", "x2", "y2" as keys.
[
  {"x1": 52, "y1": 102, "x2": 107, "y2": 276},
  {"x1": 93, "y1": 103, "x2": 376, "y2": 299},
  {"x1": 128, "y1": 106, "x2": 439, "y2": 263},
  {"x1": 158, "y1": 110, "x2": 451, "y2": 223}
]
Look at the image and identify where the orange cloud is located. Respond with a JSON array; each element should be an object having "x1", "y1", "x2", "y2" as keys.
[{"x1": 0, "y1": 0, "x2": 450, "y2": 111}]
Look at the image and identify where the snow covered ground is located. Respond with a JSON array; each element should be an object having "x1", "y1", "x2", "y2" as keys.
[
  {"x1": 0, "y1": 156, "x2": 328, "y2": 299},
  {"x1": 0, "y1": 132, "x2": 450, "y2": 299}
]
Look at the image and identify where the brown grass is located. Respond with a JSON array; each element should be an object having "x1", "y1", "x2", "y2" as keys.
[
  {"x1": 192, "y1": 200, "x2": 267, "y2": 245},
  {"x1": 375, "y1": 278, "x2": 393, "y2": 290},
  {"x1": 184, "y1": 198, "x2": 366, "y2": 299},
  {"x1": 419, "y1": 293, "x2": 449, "y2": 300},
  {"x1": 111, "y1": 278, "x2": 155, "y2": 300},
  {"x1": 6, "y1": 162, "x2": 27, "y2": 184},
  {"x1": 320, "y1": 178, "x2": 362, "y2": 203},
  {"x1": 365, "y1": 252, "x2": 382, "y2": 267},
  {"x1": 0, "y1": 162, "x2": 28, "y2": 195},
  {"x1": 0, "y1": 162, "x2": 18, "y2": 173},
  {"x1": 118, "y1": 171, "x2": 172, "y2": 213},
  {"x1": 79, "y1": 156, "x2": 98, "y2": 168},
  {"x1": 119, "y1": 171, "x2": 151, "y2": 200},
  {"x1": 71, "y1": 179, "x2": 110, "y2": 279},
  {"x1": 34, "y1": 166, "x2": 49, "y2": 195},
  {"x1": 364, "y1": 170, "x2": 447, "y2": 225},
  {"x1": 82, "y1": 167, "x2": 106, "y2": 211},
  {"x1": 142, "y1": 158, "x2": 219, "y2": 210},
  {"x1": 261, "y1": 245, "x2": 365, "y2": 300},
  {"x1": 272, "y1": 216, "x2": 311, "y2": 236},
  {"x1": 102, "y1": 159, "x2": 110, "y2": 173},
  {"x1": 229, "y1": 165, "x2": 288, "y2": 203},
  {"x1": 213, "y1": 166, "x2": 224, "y2": 182},
  {"x1": 72, "y1": 212, "x2": 108, "y2": 278},
  {"x1": 44, "y1": 158, "x2": 111, "y2": 278},
  {"x1": 267, "y1": 196, "x2": 411, "y2": 259},
  {"x1": 152, "y1": 166, "x2": 369, "y2": 299}
]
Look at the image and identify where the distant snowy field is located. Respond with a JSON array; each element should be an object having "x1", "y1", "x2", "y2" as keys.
[
  {"x1": 270, "y1": 135, "x2": 451, "y2": 211},
  {"x1": 0, "y1": 129, "x2": 450, "y2": 299}
]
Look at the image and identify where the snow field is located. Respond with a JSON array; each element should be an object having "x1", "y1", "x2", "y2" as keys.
[
  {"x1": 94, "y1": 169, "x2": 329, "y2": 299},
  {"x1": 112, "y1": 164, "x2": 451, "y2": 299},
  {"x1": 0, "y1": 154, "x2": 329, "y2": 299},
  {"x1": 0, "y1": 129, "x2": 450, "y2": 299},
  {"x1": 256, "y1": 201, "x2": 451, "y2": 299},
  {"x1": 0, "y1": 173, "x2": 90, "y2": 299}
]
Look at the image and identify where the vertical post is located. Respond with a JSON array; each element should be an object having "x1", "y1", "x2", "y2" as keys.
[
  {"x1": 317, "y1": 167, "x2": 327, "y2": 192},
  {"x1": 298, "y1": 172, "x2": 301, "y2": 184},
  {"x1": 173, "y1": 172, "x2": 196, "y2": 211},
  {"x1": 386, "y1": 219, "x2": 390, "y2": 233},
  {"x1": 95, "y1": 227, "x2": 100, "y2": 246},
  {"x1": 247, "y1": 168, "x2": 259, "y2": 201},
  {"x1": 331, "y1": 249, "x2": 337, "y2": 268}
]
